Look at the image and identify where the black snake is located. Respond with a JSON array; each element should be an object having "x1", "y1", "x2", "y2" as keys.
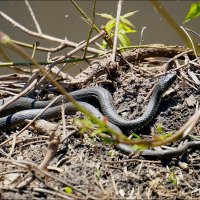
[{"x1": 0, "y1": 72, "x2": 199, "y2": 159}]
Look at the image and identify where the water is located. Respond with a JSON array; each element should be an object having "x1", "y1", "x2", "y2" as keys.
[{"x1": 0, "y1": 1, "x2": 199, "y2": 75}]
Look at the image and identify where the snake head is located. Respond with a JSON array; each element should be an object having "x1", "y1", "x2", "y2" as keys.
[{"x1": 159, "y1": 72, "x2": 177, "y2": 91}]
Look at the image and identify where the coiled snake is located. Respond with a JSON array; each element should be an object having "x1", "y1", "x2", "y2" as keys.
[{"x1": 0, "y1": 72, "x2": 199, "y2": 159}]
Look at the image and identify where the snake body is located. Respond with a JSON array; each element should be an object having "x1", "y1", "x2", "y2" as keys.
[
  {"x1": 0, "y1": 73, "x2": 176, "y2": 131},
  {"x1": 1, "y1": 72, "x2": 200, "y2": 159},
  {"x1": 1, "y1": 100, "x2": 200, "y2": 160}
]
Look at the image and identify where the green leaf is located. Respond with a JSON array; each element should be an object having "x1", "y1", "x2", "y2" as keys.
[
  {"x1": 119, "y1": 29, "x2": 126, "y2": 35},
  {"x1": 125, "y1": 30, "x2": 136, "y2": 34},
  {"x1": 96, "y1": 13, "x2": 114, "y2": 19},
  {"x1": 102, "y1": 137, "x2": 114, "y2": 144},
  {"x1": 105, "y1": 19, "x2": 116, "y2": 33},
  {"x1": 118, "y1": 33, "x2": 131, "y2": 47},
  {"x1": 119, "y1": 43, "x2": 125, "y2": 52},
  {"x1": 101, "y1": 39, "x2": 108, "y2": 49},
  {"x1": 65, "y1": 187, "x2": 72, "y2": 194},
  {"x1": 131, "y1": 132, "x2": 142, "y2": 140},
  {"x1": 119, "y1": 28, "x2": 135, "y2": 35},
  {"x1": 121, "y1": 24, "x2": 134, "y2": 31},
  {"x1": 132, "y1": 144, "x2": 148, "y2": 151},
  {"x1": 109, "y1": 150, "x2": 115, "y2": 158},
  {"x1": 120, "y1": 18, "x2": 135, "y2": 27},
  {"x1": 118, "y1": 22, "x2": 135, "y2": 32},
  {"x1": 156, "y1": 123, "x2": 165, "y2": 134},
  {"x1": 118, "y1": 22, "x2": 126, "y2": 30},
  {"x1": 121, "y1": 10, "x2": 139, "y2": 19},
  {"x1": 164, "y1": 131, "x2": 173, "y2": 138},
  {"x1": 183, "y1": 2, "x2": 200, "y2": 23},
  {"x1": 95, "y1": 168, "x2": 101, "y2": 182},
  {"x1": 168, "y1": 172, "x2": 178, "y2": 188},
  {"x1": 91, "y1": 127, "x2": 107, "y2": 136}
]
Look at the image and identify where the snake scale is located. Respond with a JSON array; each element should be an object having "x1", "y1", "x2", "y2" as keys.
[{"x1": 0, "y1": 72, "x2": 200, "y2": 159}]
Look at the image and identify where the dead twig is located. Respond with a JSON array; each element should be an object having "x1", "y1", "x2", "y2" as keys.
[
  {"x1": 24, "y1": 0, "x2": 42, "y2": 34},
  {"x1": 33, "y1": 187, "x2": 74, "y2": 200},
  {"x1": 103, "y1": 158, "x2": 161, "y2": 164},
  {"x1": 38, "y1": 126, "x2": 61, "y2": 170},
  {"x1": 0, "y1": 11, "x2": 102, "y2": 54},
  {"x1": 10, "y1": 38, "x2": 69, "y2": 52},
  {"x1": 110, "y1": 171, "x2": 119, "y2": 195},
  {"x1": 180, "y1": 26, "x2": 199, "y2": 61},
  {"x1": 0, "y1": 77, "x2": 38, "y2": 112},
  {"x1": 61, "y1": 101, "x2": 66, "y2": 137},
  {"x1": 7, "y1": 135, "x2": 16, "y2": 158},
  {"x1": 32, "y1": 120, "x2": 62, "y2": 170},
  {"x1": 0, "y1": 158, "x2": 99, "y2": 199},
  {"x1": 0, "y1": 95, "x2": 62, "y2": 148},
  {"x1": 82, "y1": 0, "x2": 96, "y2": 58},
  {"x1": 111, "y1": 0, "x2": 123, "y2": 62},
  {"x1": 15, "y1": 172, "x2": 34, "y2": 189},
  {"x1": 27, "y1": 30, "x2": 106, "y2": 95}
]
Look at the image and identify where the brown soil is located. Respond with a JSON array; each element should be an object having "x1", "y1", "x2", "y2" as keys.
[{"x1": 0, "y1": 57, "x2": 200, "y2": 200}]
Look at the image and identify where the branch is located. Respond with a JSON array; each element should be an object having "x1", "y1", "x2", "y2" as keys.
[
  {"x1": 24, "y1": 0, "x2": 42, "y2": 34},
  {"x1": 112, "y1": 0, "x2": 123, "y2": 62},
  {"x1": 149, "y1": 0, "x2": 200, "y2": 56},
  {"x1": 0, "y1": 11, "x2": 102, "y2": 54}
]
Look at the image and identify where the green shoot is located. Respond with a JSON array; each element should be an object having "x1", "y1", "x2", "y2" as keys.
[
  {"x1": 96, "y1": 11, "x2": 138, "y2": 49},
  {"x1": 131, "y1": 132, "x2": 142, "y2": 140},
  {"x1": 156, "y1": 123, "x2": 165, "y2": 134},
  {"x1": 155, "y1": 123, "x2": 173, "y2": 138},
  {"x1": 168, "y1": 171, "x2": 178, "y2": 188},
  {"x1": 183, "y1": 2, "x2": 200, "y2": 24},
  {"x1": 109, "y1": 150, "x2": 116, "y2": 158},
  {"x1": 65, "y1": 186, "x2": 73, "y2": 194},
  {"x1": 95, "y1": 165, "x2": 101, "y2": 182}
]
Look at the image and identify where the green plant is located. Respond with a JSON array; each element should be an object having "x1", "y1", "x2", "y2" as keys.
[
  {"x1": 156, "y1": 123, "x2": 165, "y2": 134},
  {"x1": 65, "y1": 186, "x2": 73, "y2": 194},
  {"x1": 130, "y1": 132, "x2": 148, "y2": 151},
  {"x1": 183, "y1": 2, "x2": 200, "y2": 23},
  {"x1": 155, "y1": 123, "x2": 173, "y2": 138},
  {"x1": 96, "y1": 11, "x2": 138, "y2": 49},
  {"x1": 75, "y1": 117, "x2": 110, "y2": 138},
  {"x1": 95, "y1": 165, "x2": 101, "y2": 182},
  {"x1": 168, "y1": 171, "x2": 178, "y2": 188}
]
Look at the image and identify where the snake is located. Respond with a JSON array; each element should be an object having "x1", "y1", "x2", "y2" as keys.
[
  {"x1": 1, "y1": 72, "x2": 200, "y2": 159},
  {"x1": 0, "y1": 73, "x2": 177, "y2": 131}
]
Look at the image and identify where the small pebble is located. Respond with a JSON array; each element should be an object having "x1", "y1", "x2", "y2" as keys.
[
  {"x1": 179, "y1": 161, "x2": 189, "y2": 172},
  {"x1": 185, "y1": 95, "x2": 196, "y2": 107}
]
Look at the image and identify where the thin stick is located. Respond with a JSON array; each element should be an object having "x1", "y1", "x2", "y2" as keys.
[
  {"x1": 11, "y1": 38, "x2": 68, "y2": 52},
  {"x1": 29, "y1": 30, "x2": 106, "y2": 94},
  {"x1": 82, "y1": 0, "x2": 96, "y2": 58},
  {"x1": 0, "y1": 78, "x2": 37, "y2": 112},
  {"x1": 150, "y1": 0, "x2": 200, "y2": 56},
  {"x1": 111, "y1": 0, "x2": 123, "y2": 62},
  {"x1": 184, "y1": 27, "x2": 200, "y2": 38},
  {"x1": 0, "y1": 95, "x2": 62, "y2": 148},
  {"x1": 110, "y1": 171, "x2": 119, "y2": 195},
  {"x1": 180, "y1": 26, "x2": 199, "y2": 61},
  {"x1": 33, "y1": 188, "x2": 74, "y2": 200},
  {"x1": 24, "y1": 0, "x2": 42, "y2": 34},
  {"x1": 61, "y1": 101, "x2": 66, "y2": 137},
  {"x1": 7, "y1": 135, "x2": 16, "y2": 158},
  {"x1": 0, "y1": 158, "x2": 98, "y2": 199},
  {"x1": 139, "y1": 27, "x2": 146, "y2": 46},
  {"x1": 0, "y1": 54, "x2": 97, "y2": 67},
  {"x1": 0, "y1": 11, "x2": 101, "y2": 54},
  {"x1": 71, "y1": 0, "x2": 100, "y2": 33},
  {"x1": 103, "y1": 158, "x2": 161, "y2": 164}
]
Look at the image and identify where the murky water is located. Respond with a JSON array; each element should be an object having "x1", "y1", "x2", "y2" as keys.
[{"x1": 0, "y1": 1, "x2": 199, "y2": 75}]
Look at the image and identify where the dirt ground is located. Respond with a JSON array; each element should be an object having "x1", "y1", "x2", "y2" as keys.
[{"x1": 0, "y1": 56, "x2": 200, "y2": 200}]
